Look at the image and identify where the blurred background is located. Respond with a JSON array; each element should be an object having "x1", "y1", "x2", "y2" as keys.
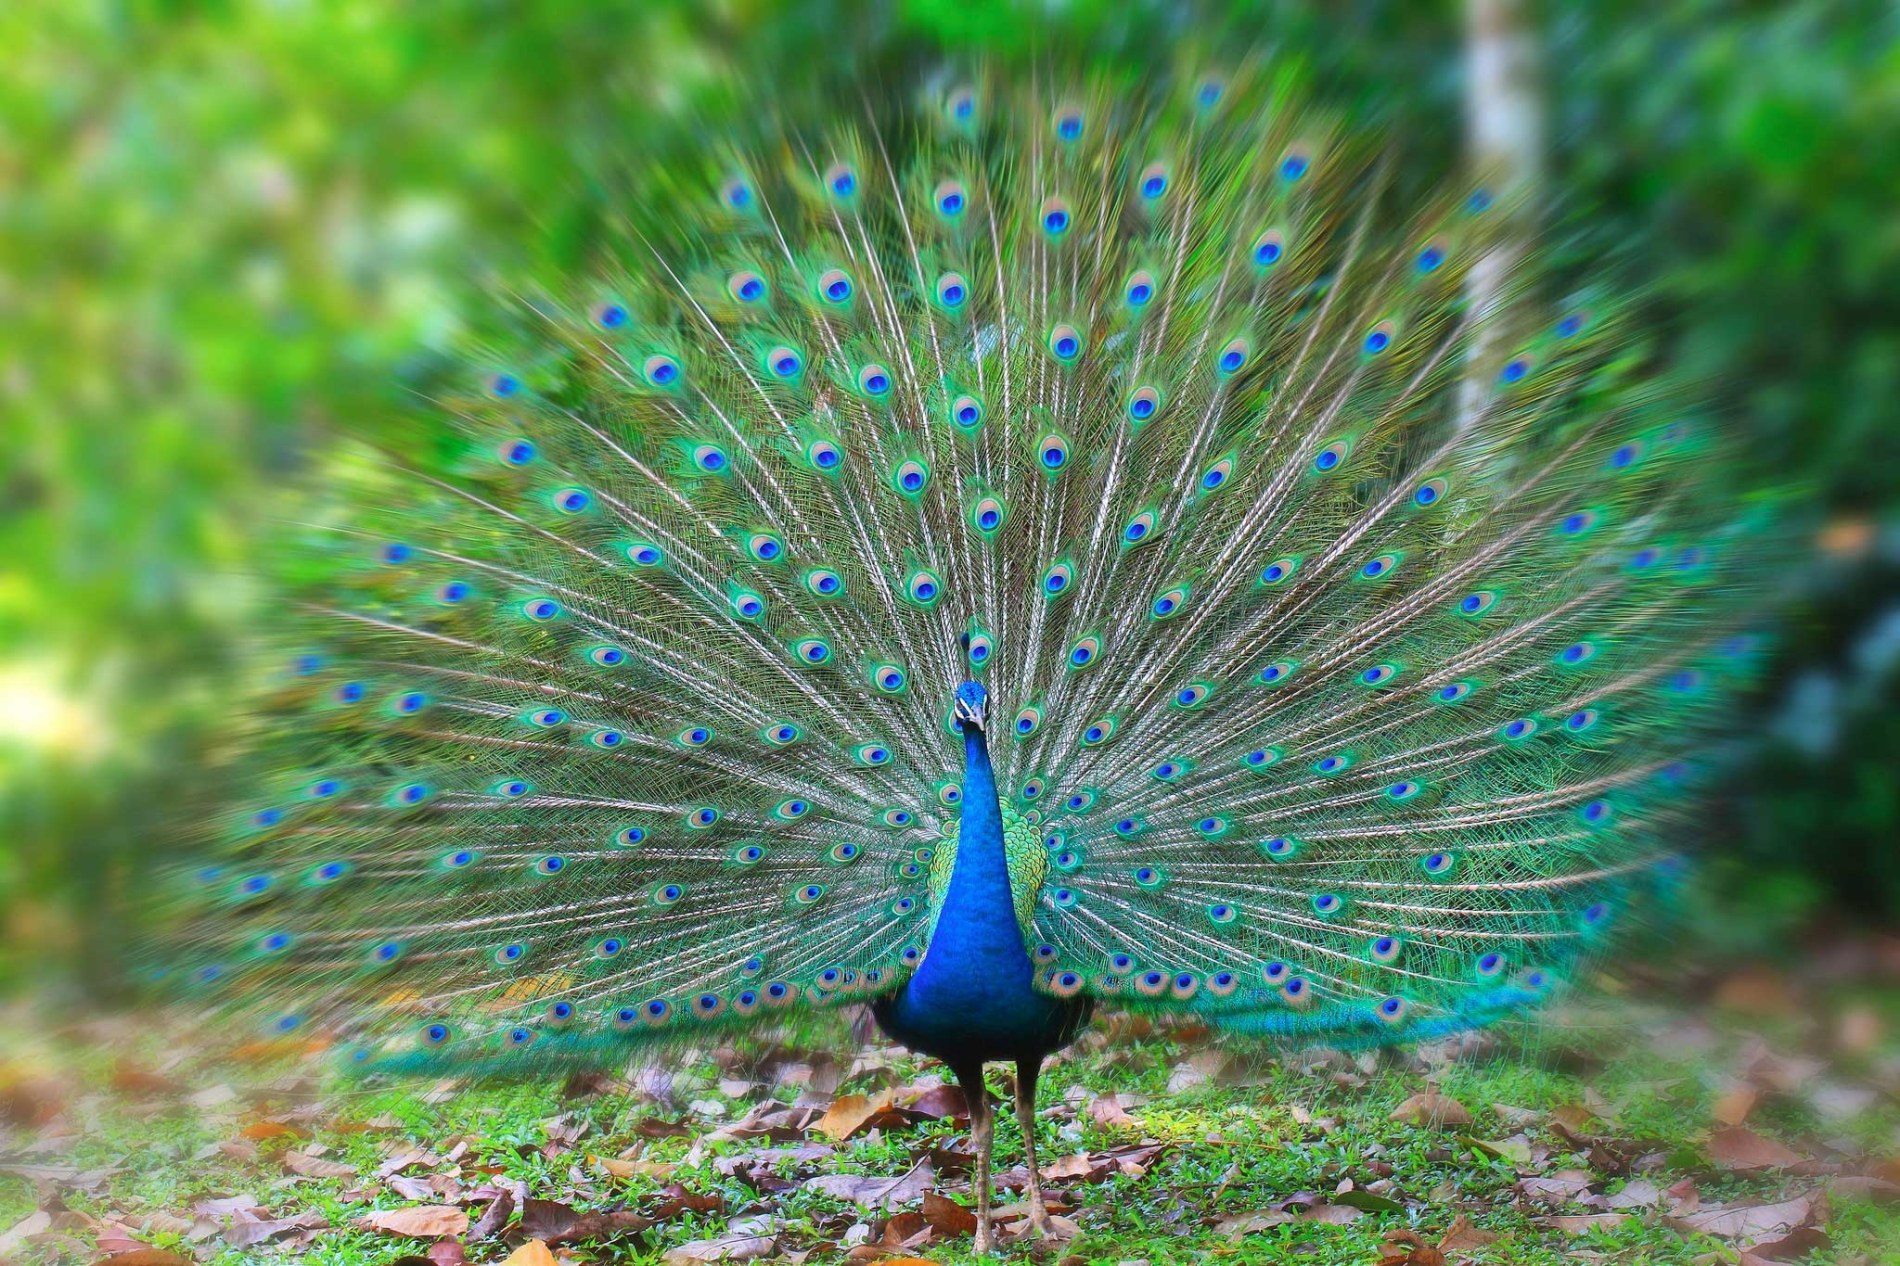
[{"x1": 1, "y1": 0, "x2": 1897, "y2": 1000}]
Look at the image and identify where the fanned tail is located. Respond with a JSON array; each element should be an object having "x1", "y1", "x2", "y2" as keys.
[{"x1": 159, "y1": 60, "x2": 1775, "y2": 1070}]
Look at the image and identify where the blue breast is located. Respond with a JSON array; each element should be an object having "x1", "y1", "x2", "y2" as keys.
[{"x1": 872, "y1": 722, "x2": 1086, "y2": 1066}]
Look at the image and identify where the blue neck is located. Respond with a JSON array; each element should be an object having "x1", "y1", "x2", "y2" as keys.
[
  {"x1": 938, "y1": 726, "x2": 1018, "y2": 938},
  {"x1": 872, "y1": 719, "x2": 1081, "y2": 1064}
]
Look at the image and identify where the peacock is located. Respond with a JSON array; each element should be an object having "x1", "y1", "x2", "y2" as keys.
[{"x1": 168, "y1": 64, "x2": 1770, "y2": 1253}]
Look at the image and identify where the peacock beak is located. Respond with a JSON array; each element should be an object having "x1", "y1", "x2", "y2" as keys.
[{"x1": 954, "y1": 691, "x2": 987, "y2": 733}]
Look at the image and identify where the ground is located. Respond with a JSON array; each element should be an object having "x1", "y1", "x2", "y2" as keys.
[{"x1": 3, "y1": 955, "x2": 1900, "y2": 1266}]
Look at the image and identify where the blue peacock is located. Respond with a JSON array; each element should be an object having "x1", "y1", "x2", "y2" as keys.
[{"x1": 171, "y1": 65, "x2": 1769, "y2": 1252}]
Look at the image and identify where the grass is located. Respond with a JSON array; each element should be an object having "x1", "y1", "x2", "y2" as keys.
[{"x1": 3, "y1": 974, "x2": 1899, "y2": 1264}]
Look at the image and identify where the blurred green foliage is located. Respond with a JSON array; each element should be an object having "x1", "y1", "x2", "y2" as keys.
[{"x1": 1, "y1": 0, "x2": 1896, "y2": 991}]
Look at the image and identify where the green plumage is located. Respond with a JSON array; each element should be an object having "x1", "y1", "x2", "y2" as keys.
[{"x1": 162, "y1": 61, "x2": 1770, "y2": 1083}]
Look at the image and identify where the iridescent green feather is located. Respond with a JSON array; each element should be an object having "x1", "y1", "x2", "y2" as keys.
[{"x1": 156, "y1": 59, "x2": 1777, "y2": 1072}]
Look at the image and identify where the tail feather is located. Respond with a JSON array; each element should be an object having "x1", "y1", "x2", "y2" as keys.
[{"x1": 162, "y1": 62, "x2": 1772, "y2": 1070}]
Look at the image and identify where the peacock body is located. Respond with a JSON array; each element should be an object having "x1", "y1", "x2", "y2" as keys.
[{"x1": 171, "y1": 64, "x2": 1767, "y2": 1249}]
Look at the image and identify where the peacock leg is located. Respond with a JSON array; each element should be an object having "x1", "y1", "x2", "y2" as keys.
[
  {"x1": 1014, "y1": 1057, "x2": 1053, "y2": 1239},
  {"x1": 960, "y1": 1064, "x2": 996, "y2": 1254}
]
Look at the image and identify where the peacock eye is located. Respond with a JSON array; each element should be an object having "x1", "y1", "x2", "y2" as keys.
[
  {"x1": 1013, "y1": 706, "x2": 1042, "y2": 737},
  {"x1": 1046, "y1": 325, "x2": 1082, "y2": 363},
  {"x1": 1313, "y1": 440, "x2": 1349, "y2": 472},
  {"x1": 934, "y1": 179, "x2": 968, "y2": 216},
  {"x1": 1251, "y1": 228, "x2": 1285, "y2": 267},
  {"x1": 971, "y1": 496, "x2": 1005, "y2": 534},
  {"x1": 1362, "y1": 321, "x2": 1396, "y2": 355},
  {"x1": 1259, "y1": 556, "x2": 1299, "y2": 586},
  {"x1": 643, "y1": 353, "x2": 682, "y2": 386},
  {"x1": 1124, "y1": 271, "x2": 1157, "y2": 308},
  {"x1": 817, "y1": 267, "x2": 854, "y2": 304},
  {"x1": 935, "y1": 272, "x2": 968, "y2": 309},
  {"x1": 857, "y1": 363, "x2": 892, "y2": 396},
  {"x1": 950, "y1": 394, "x2": 983, "y2": 429},
  {"x1": 892, "y1": 459, "x2": 929, "y2": 495},
  {"x1": 1080, "y1": 716, "x2": 1116, "y2": 746},
  {"x1": 1042, "y1": 561, "x2": 1073, "y2": 597},
  {"x1": 1280, "y1": 145, "x2": 1312, "y2": 181},
  {"x1": 1052, "y1": 106, "x2": 1084, "y2": 141},
  {"x1": 824, "y1": 162, "x2": 857, "y2": 198},
  {"x1": 807, "y1": 439, "x2": 843, "y2": 470},
  {"x1": 1257, "y1": 659, "x2": 1297, "y2": 685},
  {"x1": 1173, "y1": 682, "x2": 1213, "y2": 709},
  {"x1": 719, "y1": 176, "x2": 754, "y2": 210},
  {"x1": 905, "y1": 569, "x2": 942, "y2": 606},
  {"x1": 1216, "y1": 338, "x2": 1251, "y2": 376},
  {"x1": 1151, "y1": 585, "x2": 1188, "y2": 619},
  {"x1": 1122, "y1": 509, "x2": 1157, "y2": 545},
  {"x1": 1138, "y1": 162, "x2": 1169, "y2": 200},
  {"x1": 766, "y1": 344, "x2": 803, "y2": 378},
  {"x1": 728, "y1": 270, "x2": 768, "y2": 303},
  {"x1": 1360, "y1": 552, "x2": 1400, "y2": 580},
  {"x1": 500, "y1": 438, "x2": 536, "y2": 465},
  {"x1": 1126, "y1": 385, "x2": 1162, "y2": 422},
  {"x1": 1039, "y1": 196, "x2": 1072, "y2": 237}
]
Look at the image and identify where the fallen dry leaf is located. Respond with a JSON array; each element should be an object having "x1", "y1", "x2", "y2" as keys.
[
  {"x1": 1390, "y1": 1091, "x2": 1472, "y2": 1128},
  {"x1": 814, "y1": 1091, "x2": 905, "y2": 1142},
  {"x1": 91, "y1": 1252, "x2": 191, "y2": 1266},
  {"x1": 358, "y1": 1206, "x2": 470, "y2": 1238},
  {"x1": 1542, "y1": 1213, "x2": 1631, "y2": 1234},
  {"x1": 921, "y1": 1191, "x2": 976, "y2": 1237},
  {"x1": 1375, "y1": 1227, "x2": 1445, "y2": 1266},
  {"x1": 1710, "y1": 1126, "x2": 1805, "y2": 1172},
  {"x1": 1714, "y1": 1085, "x2": 1761, "y2": 1127},
  {"x1": 500, "y1": 1240, "x2": 558, "y2": 1266},
  {"x1": 1667, "y1": 1190, "x2": 1826, "y2": 1244},
  {"x1": 804, "y1": 1160, "x2": 934, "y2": 1209},
  {"x1": 660, "y1": 1224, "x2": 777, "y2": 1263},
  {"x1": 0, "y1": 1210, "x2": 52, "y2": 1256},
  {"x1": 469, "y1": 1191, "x2": 515, "y2": 1241},
  {"x1": 1436, "y1": 1214, "x2": 1496, "y2": 1252},
  {"x1": 1216, "y1": 1211, "x2": 1294, "y2": 1236},
  {"x1": 904, "y1": 1084, "x2": 968, "y2": 1122},
  {"x1": 283, "y1": 1150, "x2": 357, "y2": 1180},
  {"x1": 518, "y1": 1198, "x2": 654, "y2": 1244},
  {"x1": 222, "y1": 1212, "x2": 326, "y2": 1249}
]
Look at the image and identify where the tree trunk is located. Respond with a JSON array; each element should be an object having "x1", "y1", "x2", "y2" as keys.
[{"x1": 1456, "y1": 0, "x2": 1545, "y2": 433}]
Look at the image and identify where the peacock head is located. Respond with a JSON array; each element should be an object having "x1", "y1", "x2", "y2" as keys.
[{"x1": 953, "y1": 680, "x2": 989, "y2": 733}]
